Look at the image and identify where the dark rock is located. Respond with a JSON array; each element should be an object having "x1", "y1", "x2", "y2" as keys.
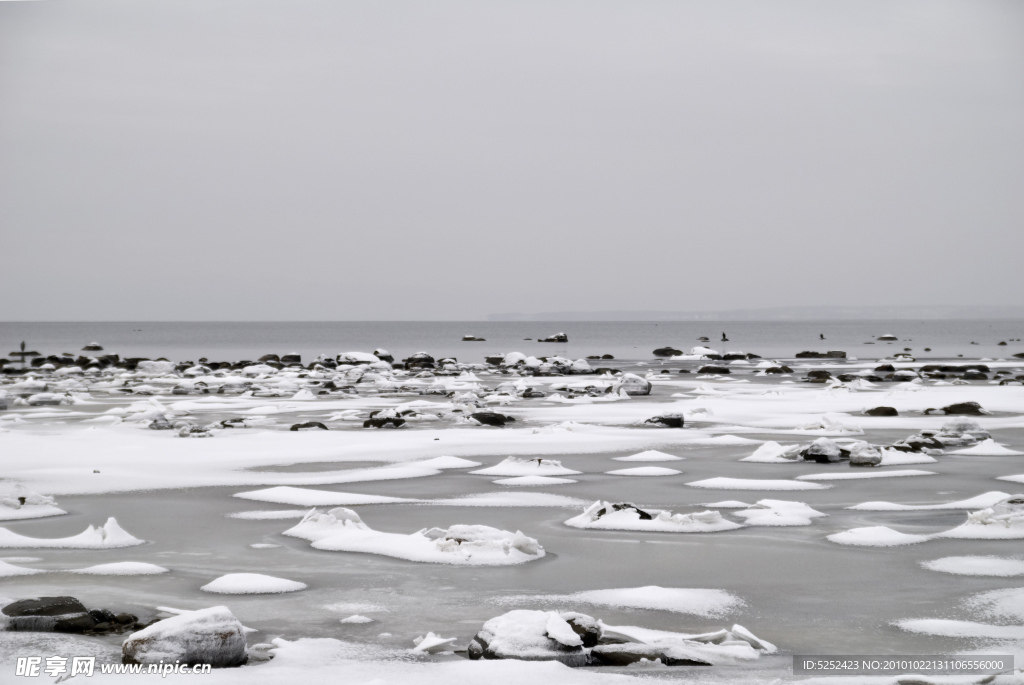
[
  {"x1": 403, "y1": 352, "x2": 436, "y2": 369},
  {"x1": 865, "y1": 406, "x2": 898, "y2": 416},
  {"x1": 3, "y1": 597, "x2": 88, "y2": 618},
  {"x1": 602, "y1": 354, "x2": 614, "y2": 359},
  {"x1": 645, "y1": 414, "x2": 684, "y2": 428},
  {"x1": 806, "y1": 370, "x2": 832, "y2": 380},
  {"x1": 290, "y1": 421, "x2": 328, "y2": 431},
  {"x1": 764, "y1": 366, "x2": 792, "y2": 374},
  {"x1": 538, "y1": 332, "x2": 569, "y2": 343},
  {"x1": 462, "y1": 336, "x2": 486, "y2": 342},
  {"x1": 837, "y1": 374, "x2": 859, "y2": 382},
  {"x1": 280, "y1": 353, "x2": 301, "y2": 363},
  {"x1": 258, "y1": 354, "x2": 280, "y2": 363},
  {"x1": 82, "y1": 343, "x2": 104, "y2": 351},
  {"x1": 470, "y1": 412, "x2": 515, "y2": 427},
  {"x1": 373, "y1": 349, "x2": 394, "y2": 363},
  {"x1": 942, "y1": 402, "x2": 985, "y2": 416},
  {"x1": 698, "y1": 366, "x2": 730, "y2": 374},
  {"x1": 653, "y1": 347, "x2": 682, "y2": 357},
  {"x1": 875, "y1": 364, "x2": 896, "y2": 372},
  {"x1": 963, "y1": 371, "x2": 988, "y2": 380},
  {"x1": 115, "y1": 613, "x2": 138, "y2": 625}
]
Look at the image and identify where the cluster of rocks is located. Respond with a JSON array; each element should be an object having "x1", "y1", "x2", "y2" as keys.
[
  {"x1": 2, "y1": 597, "x2": 258, "y2": 668},
  {"x1": 795, "y1": 350, "x2": 847, "y2": 359},
  {"x1": 467, "y1": 609, "x2": 774, "y2": 667},
  {"x1": 2, "y1": 596, "x2": 142, "y2": 636},
  {"x1": 537, "y1": 332, "x2": 569, "y2": 343}
]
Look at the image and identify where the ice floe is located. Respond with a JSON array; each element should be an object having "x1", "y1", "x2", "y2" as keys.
[
  {"x1": 284, "y1": 508, "x2": 545, "y2": 565},
  {"x1": 564, "y1": 501, "x2": 743, "y2": 533},
  {"x1": 234, "y1": 487, "x2": 419, "y2": 507},
  {"x1": 498, "y1": 586, "x2": 744, "y2": 618},
  {"x1": 921, "y1": 556, "x2": 1024, "y2": 577},
  {"x1": 0, "y1": 517, "x2": 144, "y2": 548},
  {"x1": 0, "y1": 486, "x2": 66, "y2": 521},
  {"x1": 685, "y1": 477, "x2": 830, "y2": 491},
  {"x1": 492, "y1": 476, "x2": 578, "y2": 486},
  {"x1": 0, "y1": 559, "x2": 45, "y2": 577},
  {"x1": 847, "y1": 491, "x2": 1012, "y2": 511},
  {"x1": 471, "y1": 457, "x2": 582, "y2": 477},
  {"x1": 795, "y1": 469, "x2": 935, "y2": 481}
]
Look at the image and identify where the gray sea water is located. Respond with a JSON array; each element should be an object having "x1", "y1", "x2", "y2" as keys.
[{"x1": 3, "y1": 319, "x2": 1022, "y2": 365}]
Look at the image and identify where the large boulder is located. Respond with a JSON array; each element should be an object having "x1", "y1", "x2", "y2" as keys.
[
  {"x1": 470, "y1": 412, "x2": 515, "y2": 427},
  {"x1": 538, "y1": 332, "x2": 569, "y2": 343},
  {"x1": 865, "y1": 406, "x2": 898, "y2": 417},
  {"x1": 122, "y1": 606, "x2": 247, "y2": 667},
  {"x1": 467, "y1": 610, "x2": 592, "y2": 665},
  {"x1": 653, "y1": 347, "x2": 682, "y2": 357},
  {"x1": 617, "y1": 373, "x2": 651, "y2": 396},
  {"x1": 645, "y1": 414, "x2": 684, "y2": 428}
]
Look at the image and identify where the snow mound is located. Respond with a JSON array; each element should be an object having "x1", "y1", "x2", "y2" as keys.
[
  {"x1": 234, "y1": 487, "x2": 418, "y2": 507},
  {"x1": 686, "y1": 477, "x2": 829, "y2": 491},
  {"x1": 284, "y1": 508, "x2": 545, "y2": 566},
  {"x1": 740, "y1": 442, "x2": 800, "y2": 463},
  {"x1": 732, "y1": 500, "x2": 825, "y2": 527},
  {"x1": 847, "y1": 491, "x2": 1011, "y2": 511},
  {"x1": 950, "y1": 439, "x2": 1024, "y2": 456},
  {"x1": 492, "y1": 476, "x2": 577, "y2": 486},
  {"x1": 201, "y1": 573, "x2": 307, "y2": 594},
  {"x1": 612, "y1": 450, "x2": 684, "y2": 462},
  {"x1": 71, "y1": 562, "x2": 169, "y2": 575},
  {"x1": 827, "y1": 526, "x2": 932, "y2": 547},
  {"x1": 921, "y1": 556, "x2": 1024, "y2": 577},
  {"x1": 340, "y1": 615, "x2": 374, "y2": 624},
  {"x1": 471, "y1": 457, "x2": 581, "y2": 477},
  {"x1": 605, "y1": 467, "x2": 682, "y2": 477},
  {"x1": 565, "y1": 501, "x2": 743, "y2": 533},
  {"x1": 0, "y1": 517, "x2": 144, "y2": 549}
]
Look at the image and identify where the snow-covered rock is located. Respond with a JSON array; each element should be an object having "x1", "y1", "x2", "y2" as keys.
[{"x1": 122, "y1": 606, "x2": 247, "y2": 667}]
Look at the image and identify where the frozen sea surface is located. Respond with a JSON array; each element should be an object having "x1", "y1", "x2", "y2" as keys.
[{"x1": 0, "y1": 322, "x2": 1023, "y2": 683}]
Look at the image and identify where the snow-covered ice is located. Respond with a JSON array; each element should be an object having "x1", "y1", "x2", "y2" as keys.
[
  {"x1": 201, "y1": 573, "x2": 307, "y2": 594},
  {"x1": 284, "y1": 509, "x2": 545, "y2": 565}
]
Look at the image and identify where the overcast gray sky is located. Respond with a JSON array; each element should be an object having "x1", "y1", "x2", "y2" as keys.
[{"x1": 1, "y1": 0, "x2": 1021, "y2": 321}]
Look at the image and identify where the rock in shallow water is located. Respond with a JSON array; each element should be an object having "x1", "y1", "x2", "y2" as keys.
[{"x1": 122, "y1": 606, "x2": 247, "y2": 667}]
